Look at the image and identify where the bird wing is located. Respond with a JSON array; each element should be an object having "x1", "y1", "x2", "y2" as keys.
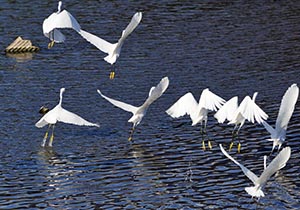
[
  {"x1": 166, "y1": 92, "x2": 198, "y2": 120},
  {"x1": 219, "y1": 144, "x2": 259, "y2": 184},
  {"x1": 238, "y1": 96, "x2": 268, "y2": 124},
  {"x1": 143, "y1": 77, "x2": 169, "y2": 107},
  {"x1": 78, "y1": 29, "x2": 115, "y2": 54},
  {"x1": 275, "y1": 84, "x2": 299, "y2": 134},
  {"x1": 262, "y1": 121, "x2": 276, "y2": 136},
  {"x1": 43, "y1": 10, "x2": 81, "y2": 34},
  {"x1": 258, "y1": 147, "x2": 291, "y2": 185},
  {"x1": 97, "y1": 89, "x2": 138, "y2": 114},
  {"x1": 118, "y1": 12, "x2": 142, "y2": 43},
  {"x1": 198, "y1": 89, "x2": 225, "y2": 112},
  {"x1": 57, "y1": 108, "x2": 99, "y2": 127},
  {"x1": 35, "y1": 117, "x2": 49, "y2": 128},
  {"x1": 214, "y1": 96, "x2": 238, "y2": 123}
]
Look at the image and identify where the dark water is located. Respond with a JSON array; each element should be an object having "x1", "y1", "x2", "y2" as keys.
[{"x1": 1, "y1": 1, "x2": 300, "y2": 209}]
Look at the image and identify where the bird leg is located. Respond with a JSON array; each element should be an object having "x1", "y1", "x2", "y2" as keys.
[
  {"x1": 41, "y1": 124, "x2": 51, "y2": 147},
  {"x1": 48, "y1": 125, "x2": 55, "y2": 147},
  {"x1": 109, "y1": 66, "x2": 116, "y2": 79},
  {"x1": 48, "y1": 40, "x2": 55, "y2": 49},
  {"x1": 128, "y1": 127, "x2": 135, "y2": 141},
  {"x1": 201, "y1": 123, "x2": 206, "y2": 150},
  {"x1": 237, "y1": 140, "x2": 241, "y2": 153}
]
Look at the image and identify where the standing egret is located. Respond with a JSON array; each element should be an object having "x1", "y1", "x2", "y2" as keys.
[
  {"x1": 263, "y1": 84, "x2": 299, "y2": 151},
  {"x1": 43, "y1": 1, "x2": 81, "y2": 48},
  {"x1": 35, "y1": 88, "x2": 99, "y2": 147},
  {"x1": 166, "y1": 89, "x2": 225, "y2": 150},
  {"x1": 219, "y1": 144, "x2": 291, "y2": 198},
  {"x1": 97, "y1": 77, "x2": 169, "y2": 141},
  {"x1": 78, "y1": 12, "x2": 142, "y2": 79},
  {"x1": 214, "y1": 92, "x2": 268, "y2": 152}
]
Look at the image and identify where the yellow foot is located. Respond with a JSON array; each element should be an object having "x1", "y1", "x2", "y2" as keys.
[
  {"x1": 109, "y1": 71, "x2": 115, "y2": 79},
  {"x1": 128, "y1": 136, "x2": 132, "y2": 141},
  {"x1": 208, "y1": 140, "x2": 212, "y2": 150},
  {"x1": 202, "y1": 140, "x2": 206, "y2": 150},
  {"x1": 238, "y1": 143, "x2": 241, "y2": 153},
  {"x1": 48, "y1": 40, "x2": 55, "y2": 49},
  {"x1": 229, "y1": 142, "x2": 234, "y2": 151}
]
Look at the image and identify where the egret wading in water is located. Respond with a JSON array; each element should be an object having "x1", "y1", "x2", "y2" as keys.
[
  {"x1": 78, "y1": 12, "x2": 142, "y2": 79},
  {"x1": 219, "y1": 144, "x2": 291, "y2": 199},
  {"x1": 166, "y1": 89, "x2": 225, "y2": 150},
  {"x1": 214, "y1": 92, "x2": 268, "y2": 152},
  {"x1": 35, "y1": 88, "x2": 99, "y2": 147},
  {"x1": 263, "y1": 84, "x2": 299, "y2": 152},
  {"x1": 97, "y1": 77, "x2": 169, "y2": 141},
  {"x1": 43, "y1": 1, "x2": 81, "y2": 49}
]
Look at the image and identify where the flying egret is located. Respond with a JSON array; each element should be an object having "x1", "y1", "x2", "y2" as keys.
[
  {"x1": 219, "y1": 144, "x2": 291, "y2": 198},
  {"x1": 78, "y1": 12, "x2": 142, "y2": 79},
  {"x1": 43, "y1": 1, "x2": 81, "y2": 48},
  {"x1": 97, "y1": 77, "x2": 169, "y2": 141},
  {"x1": 214, "y1": 92, "x2": 268, "y2": 152},
  {"x1": 35, "y1": 88, "x2": 99, "y2": 147},
  {"x1": 263, "y1": 84, "x2": 299, "y2": 151},
  {"x1": 166, "y1": 89, "x2": 225, "y2": 150}
]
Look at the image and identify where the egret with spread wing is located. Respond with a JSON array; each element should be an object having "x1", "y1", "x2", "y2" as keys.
[
  {"x1": 97, "y1": 77, "x2": 169, "y2": 141},
  {"x1": 220, "y1": 144, "x2": 291, "y2": 198},
  {"x1": 214, "y1": 92, "x2": 268, "y2": 152},
  {"x1": 78, "y1": 12, "x2": 142, "y2": 78},
  {"x1": 166, "y1": 89, "x2": 225, "y2": 150},
  {"x1": 263, "y1": 84, "x2": 299, "y2": 151},
  {"x1": 36, "y1": 88, "x2": 99, "y2": 147},
  {"x1": 43, "y1": 1, "x2": 81, "y2": 48}
]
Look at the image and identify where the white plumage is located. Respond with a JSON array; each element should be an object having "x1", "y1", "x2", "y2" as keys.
[
  {"x1": 78, "y1": 12, "x2": 142, "y2": 65},
  {"x1": 97, "y1": 77, "x2": 169, "y2": 140},
  {"x1": 42, "y1": 1, "x2": 81, "y2": 45},
  {"x1": 220, "y1": 144, "x2": 291, "y2": 198},
  {"x1": 263, "y1": 84, "x2": 299, "y2": 151},
  {"x1": 36, "y1": 88, "x2": 99, "y2": 147}
]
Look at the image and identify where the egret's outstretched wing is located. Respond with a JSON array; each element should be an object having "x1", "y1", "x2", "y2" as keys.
[
  {"x1": 58, "y1": 108, "x2": 99, "y2": 127},
  {"x1": 97, "y1": 89, "x2": 138, "y2": 114},
  {"x1": 258, "y1": 147, "x2": 291, "y2": 185},
  {"x1": 198, "y1": 89, "x2": 225, "y2": 112},
  {"x1": 262, "y1": 121, "x2": 276, "y2": 136},
  {"x1": 219, "y1": 144, "x2": 259, "y2": 184},
  {"x1": 166, "y1": 92, "x2": 198, "y2": 120},
  {"x1": 143, "y1": 77, "x2": 169, "y2": 106},
  {"x1": 35, "y1": 117, "x2": 49, "y2": 128},
  {"x1": 118, "y1": 12, "x2": 142, "y2": 43},
  {"x1": 78, "y1": 30, "x2": 115, "y2": 54},
  {"x1": 214, "y1": 96, "x2": 238, "y2": 123},
  {"x1": 238, "y1": 95, "x2": 268, "y2": 124},
  {"x1": 43, "y1": 10, "x2": 81, "y2": 36},
  {"x1": 275, "y1": 84, "x2": 299, "y2": 133}
]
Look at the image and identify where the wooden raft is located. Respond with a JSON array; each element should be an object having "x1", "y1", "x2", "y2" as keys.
[{"x1": 5, "y1": 36, "x2": 39, "y2": 53}]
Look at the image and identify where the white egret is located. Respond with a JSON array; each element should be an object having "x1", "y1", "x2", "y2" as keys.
[
  {"x1": 166, "y1": 89, "x2": 225, "y2": 150},
  {"x1": 219, "y1": 144, "x2": 291, "y2": 198},
  {"x1": 97, "y1": 77, "x2": 169, "y2": 141},
  {"x1": 35, "y1": 88, "x2": 99, "y2": 147},
  {"x1": 263, "y1": 84, "x2": 299, "y2": 151},
  {"x1": 78, "y1": 12, "x2": 142, "y2": 78},
  {"x1": 214, "y1": 92, "x2": 268, "y2": 152},
  {"x1": 43, "y1": 1, "x2": 81, "y2": 48}
]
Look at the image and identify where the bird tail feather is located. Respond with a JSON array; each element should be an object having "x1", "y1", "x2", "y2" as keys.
[{"x1": 245, "y1": 186, "x2": 265, "y2": 198}]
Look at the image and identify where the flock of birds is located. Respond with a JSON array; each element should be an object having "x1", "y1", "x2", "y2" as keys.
[{"x1": 37, "y1": 1, "x2": 299, "y2": 199}]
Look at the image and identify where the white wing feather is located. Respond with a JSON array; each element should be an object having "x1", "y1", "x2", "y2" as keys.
[
  {"x1": 275, "y1": 84, "x2": 299, "y2": 134},
  {"x1": 97, "y1": 89, "x2": 138, "y2": 114},
  {"x1": 258, "y1": 147, "x2": 291, "y2": 185},
  {"x1": 219, "y1": 144, "x2": 259, "y2": 184},
  {"x1": 143, "y1": 77, "x2": 169, "y2": 107},
  {"x1": 58, "y1": 108, "x2": 99, "y2": 127},
  {"x1": 166, "y1": 92, "x2": 198, "y2": 121},
  {"x1": 118, "y1": 12, "x2": 142, "y2": 43},
  {"x1": 214, "y1": 96, "x2": 238, "y2": 123},
  {"x1": 238, "y1": 95, "x2": 268, "y2": 124},
  {"x1": 198, "y1": 89, "x2": 225, "y2": 111}
]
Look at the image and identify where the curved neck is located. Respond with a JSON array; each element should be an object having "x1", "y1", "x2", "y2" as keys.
[
  {"x1": 59, "y1": 89, "x2": 64, "y2": 106},
  {"x1": 57, "y1": 1, "x2": 62, "y2": 13}
]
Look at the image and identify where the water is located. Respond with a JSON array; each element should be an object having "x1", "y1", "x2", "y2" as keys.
[{"x1": 1, "y1": 1, "x2": 300, "y2": 209}]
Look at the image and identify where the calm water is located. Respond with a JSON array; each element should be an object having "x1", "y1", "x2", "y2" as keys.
[{"x1": 1, "y1": 1, "x2": 300, "y2": 209}]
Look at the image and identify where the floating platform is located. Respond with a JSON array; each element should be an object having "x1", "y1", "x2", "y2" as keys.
[{"x1": 5, "y1": 36, "x2": 39, "y2": 53}]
